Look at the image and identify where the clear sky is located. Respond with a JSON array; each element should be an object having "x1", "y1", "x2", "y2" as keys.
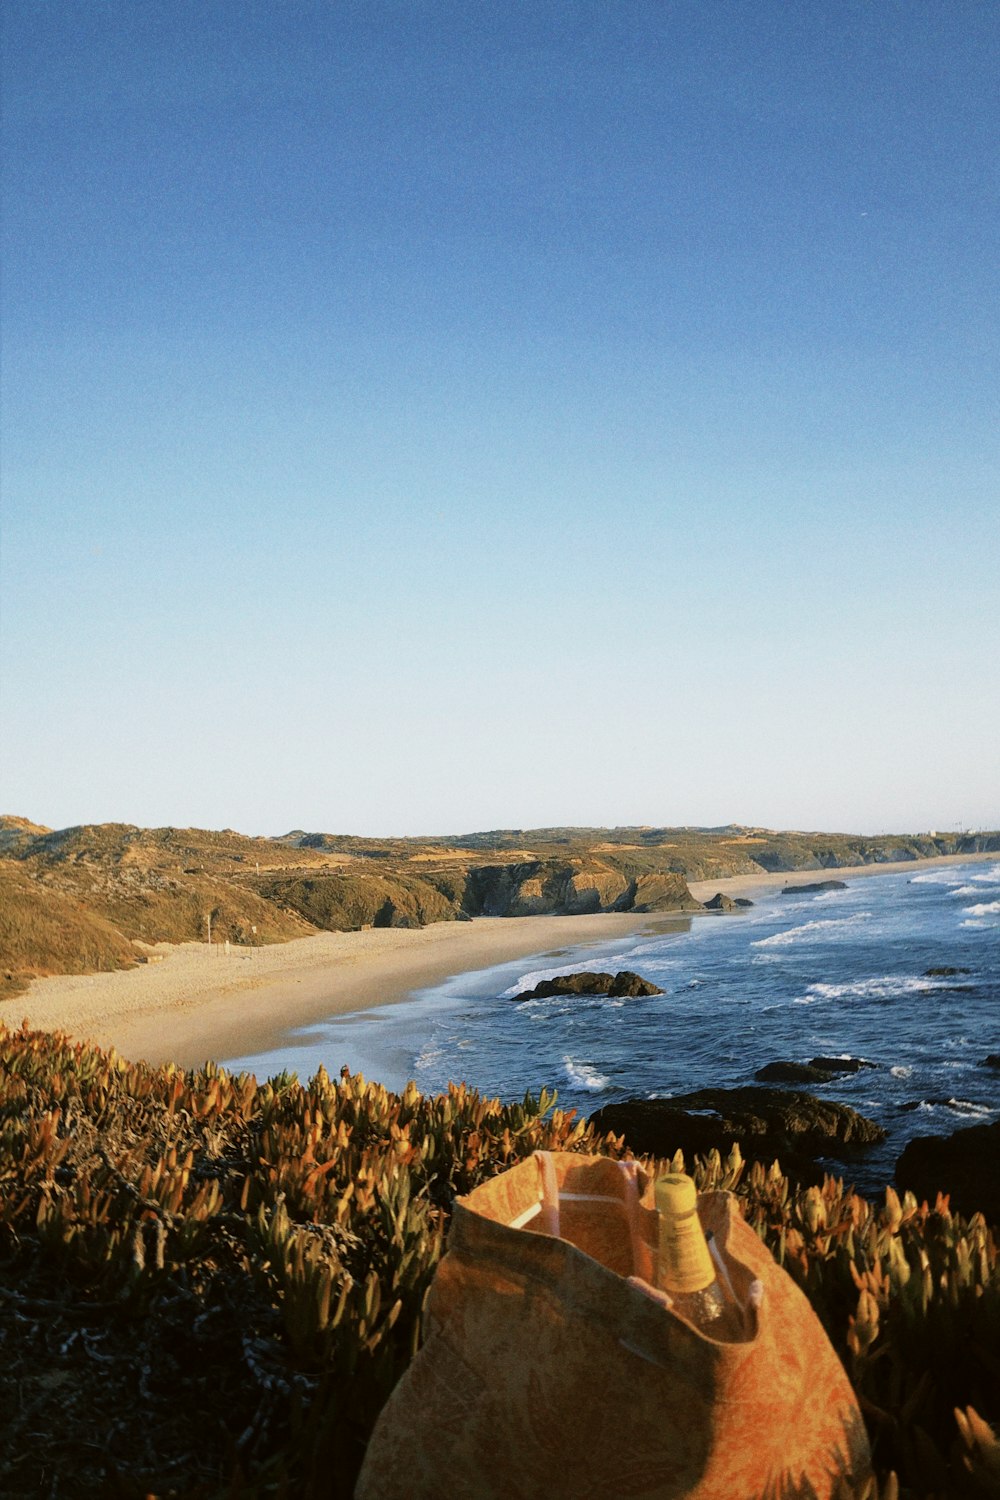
[{"x1": 2, "y1": 1, "x2": 997, "y2": 838}]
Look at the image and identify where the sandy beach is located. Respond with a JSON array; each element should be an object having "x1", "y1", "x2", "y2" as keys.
[
  {"x1": 1, "y1": 911, "x2": 672, "y2": 1069},
  {"x1": 4, "y1": 850, "x2": 994, "y2": 1072}
]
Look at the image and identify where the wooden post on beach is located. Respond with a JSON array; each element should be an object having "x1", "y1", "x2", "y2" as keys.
[{"x1": 206, "y1": 912, "x2": 212, "y2": 949}]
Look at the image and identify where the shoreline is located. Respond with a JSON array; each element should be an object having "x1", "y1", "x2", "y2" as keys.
[
  {"x1": 686, "y1": 849, "x2": 998, "y2": 904},
  {"x1": 0, "y1": 911, "x2": 672, "y2": 1070},
  {"x1": 3, "y1": 849, "x2": 995, "y2": 1072}
]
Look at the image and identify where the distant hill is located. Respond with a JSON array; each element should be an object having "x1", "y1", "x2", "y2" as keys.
[{"x1": 1, "y1": 815, "x2": 997, "y2": 999}]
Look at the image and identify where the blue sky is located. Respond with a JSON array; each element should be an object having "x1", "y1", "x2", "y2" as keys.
[{"x1": 2, "y1": 1, "x2": 997, "y2": 836}]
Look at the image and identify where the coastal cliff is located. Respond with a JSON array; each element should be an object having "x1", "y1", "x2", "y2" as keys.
[{"x1": 2, "y1": 816, "x2": 998, "y2": 997}]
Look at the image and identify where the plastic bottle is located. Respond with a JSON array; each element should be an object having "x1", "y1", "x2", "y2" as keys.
[{"x1": 654, "y1": 1172, "x2": 748, "y2": 1341}]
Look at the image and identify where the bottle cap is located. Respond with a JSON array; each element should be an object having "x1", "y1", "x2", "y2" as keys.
[{"x1": 654, "y1": 1172, "x2": 698, "y2": 1217}]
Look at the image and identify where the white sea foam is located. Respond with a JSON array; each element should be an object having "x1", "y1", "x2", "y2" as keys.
[
  {"x1": 911, "y1": 870, "x2": 965, "y2": 885},
  {"x1": 964, "y1": 901, "x2": 1000, "y2": 916},
  {"x1": 971, "y1": 864, "x2": 1000, "y2": 882},
  {"x1": 890, "y1": 1066, "x2": 913, "y2": 1078},
  {"x1": 414, "y1": 1044, "x2": 444, "y2": 1069},
  {"x1": 752, "y1": 913, "x2": 872, "y2": 948},
  {"x1": 562, "y1": 1057, "x2": 609, "y2": 1092},
  {"x1": 803, "y1": 975, "x2": 937, "y2": 1002},
  {"x1": 952, "y1": 886, "x2": 979, "y2": 896},
  {"x1": 960, "y1": 919, "x2": 989, "y2": 929},
  {"x1": 917, "y1": 1098, "x2": 995, "y2": 1118}
]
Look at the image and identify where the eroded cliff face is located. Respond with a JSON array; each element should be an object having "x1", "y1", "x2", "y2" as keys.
[{"x1": 460, "y1": 860, "x2": 700, "y2": 917}]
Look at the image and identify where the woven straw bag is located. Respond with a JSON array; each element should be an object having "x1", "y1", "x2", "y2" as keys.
[{"x1": 356, "y1": 1151, "x2": 870, "y2": 1499}]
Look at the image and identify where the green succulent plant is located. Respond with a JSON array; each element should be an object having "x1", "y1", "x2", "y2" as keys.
[{"x1": 0, "y1": 1021, "x2": 997, "y2": 1499}]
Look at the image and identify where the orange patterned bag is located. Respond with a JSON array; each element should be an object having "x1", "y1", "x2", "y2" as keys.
[{"x1": 356, "y1": 1151, "x2": 870, "y2": 1500}]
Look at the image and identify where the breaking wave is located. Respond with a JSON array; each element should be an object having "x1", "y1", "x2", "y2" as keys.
[
  {"x1": 964, "y1": 901, "x2": 1000, "y2": 916},
  {"x1": 752, "y1": 913, "x2": 872, "y2": 948},
  {"x1": 562, "y1": 1057, "x2": 610, "y2": 1092},
  {"x1": 802, "y1": 975, "x2": 940, "y2": 1002}
]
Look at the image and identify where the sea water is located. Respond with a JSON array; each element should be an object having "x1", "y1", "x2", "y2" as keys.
[{"x1": 223, "y1": 860, "x2": 1000, "y2": 1193}]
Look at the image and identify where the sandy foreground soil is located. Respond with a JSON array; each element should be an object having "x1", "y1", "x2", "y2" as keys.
[{"x1": 3, "y1": 850, "x2": 995, "y2": 1071}]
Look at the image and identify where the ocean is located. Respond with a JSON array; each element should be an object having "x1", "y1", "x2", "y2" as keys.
[{"x1": 223, "y1": 859, "x2": 1000, "y2": 1193}]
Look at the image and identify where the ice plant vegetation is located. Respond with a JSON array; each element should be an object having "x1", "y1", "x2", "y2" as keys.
[{"x1": 0, "y1": 1021, "x2": 997, "y2": 1498}]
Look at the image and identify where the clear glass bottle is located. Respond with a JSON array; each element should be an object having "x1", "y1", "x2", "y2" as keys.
[{"x1": 654, "y1": 1172, "x2": 748, "y2": 1341}]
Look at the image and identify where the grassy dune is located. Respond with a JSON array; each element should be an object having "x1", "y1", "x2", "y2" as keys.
[{"x1": 0, "y1": 861, "x2": 141, "y2": 1000}]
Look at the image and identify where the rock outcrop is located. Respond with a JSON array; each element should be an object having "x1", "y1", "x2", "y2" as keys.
[
  {"x1": 590, "y1": 1087, "x2": 885, "y2": 1186},
  {"x1": 755, "y1": 1061, "x2": 835, "y2": 1085},
  {"x1": 460, "y1": 862, "x2": 701, "y2": 918},
  {"x1": 703, "y1": 892, "x2": 748, "y2": 912},
  {"x1": 895, "y1": 1119, "x2": 1000, "y2": 1225},
  {"x1": 809, "y1": 1056, "x2": 877, "y2": 1074},
  {"x1": 512, "y1": 970, "x2": 663, "y2": 1002},
  {"x1": 780, "y1": 880, "x2": 848, "y2": 894}
]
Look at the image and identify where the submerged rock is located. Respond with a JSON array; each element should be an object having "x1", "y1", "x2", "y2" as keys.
[
  {"x1": 511, "y1": 969, "x2": 663, "y2": 1002},
  {"x1": 895, "y1": 1118, "x2": 1000, "y2": 1225},
  {"x1": 780, "y1": 880, "x2": 848, "y2": 895},
  {"x1": 983, "y1": 1055, "x2": 1000, "y2": 1071},
  {"x1": 590, "y1": 1087, "x2": 885, "y2": 1186},
  {"x1": 923, "y1": 966, "x2": 972, "y2": 978}
]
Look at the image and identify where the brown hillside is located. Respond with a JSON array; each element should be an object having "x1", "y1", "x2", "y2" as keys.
[{"x1": 0, "y1": 861, "x2": 141, "y2": 1000}]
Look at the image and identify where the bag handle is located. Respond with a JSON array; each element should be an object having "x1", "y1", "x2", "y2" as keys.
[{"x1": 506, "y1": 1154, "x2": 648, "y2": 1277}]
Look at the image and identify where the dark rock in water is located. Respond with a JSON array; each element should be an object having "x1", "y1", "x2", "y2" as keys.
[
  {"x1": 703, "y1": 892, "x2": 741, "y2": 912},
  {"x1": 923, "y1": 966, "x2": 972, "y2": 977},
  {"x1": 896, "y1": 1118, "x2": 1000, "y2": 1225},
  {"x1": 983, "y1": 1055, "x2": 1000, "y2": 1071},
  {"x1": 780, "y1": 880, "x2": 848, "y2": 895},
  {"x1": 511, "y1": 969, "x2": 663, "y2": 1002},
  {"x1": 590, "y1": 1087, "x2": 884, "y2": 1187},
  {"x1": 755, "y1": 1061, "x2": 834, "y2": 1085},
  {"x1": 734, "y1": 897, "x2": 754, "y2": 907},
  {"x1": 809, "y1": 1056, "x2": 877, "y2": 1074}
]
